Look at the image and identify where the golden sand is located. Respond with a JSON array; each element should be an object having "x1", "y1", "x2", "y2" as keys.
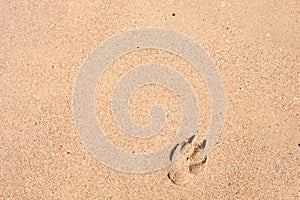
[{"x1": 1, "y1": 1, "x2": 299, "y2": 199}]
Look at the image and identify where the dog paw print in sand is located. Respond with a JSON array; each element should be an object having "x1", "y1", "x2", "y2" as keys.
[
  {"x1": 74, "y1": 28, "x2": 226, "y2": 173},
  {"x1": 167, "y1": 139, "x2": 208, "y2": 185}
]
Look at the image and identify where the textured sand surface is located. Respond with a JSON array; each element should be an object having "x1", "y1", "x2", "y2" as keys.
[{"x1": 1, "y1": 0, "x2": 299, "y2": 199}]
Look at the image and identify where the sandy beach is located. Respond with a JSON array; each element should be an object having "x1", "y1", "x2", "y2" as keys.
[{"x1": 1, "y1": 0, "x2": 299, "y2": 199}]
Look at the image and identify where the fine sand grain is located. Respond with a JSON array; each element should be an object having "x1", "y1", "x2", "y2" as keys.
[{"x1": 1, "y1": 0, "x2": 299, "y2": 199}]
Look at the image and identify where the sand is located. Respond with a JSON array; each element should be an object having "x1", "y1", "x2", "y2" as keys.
[{"x1": 1, "y1": 0, "x2": 299, "y2": 199}]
